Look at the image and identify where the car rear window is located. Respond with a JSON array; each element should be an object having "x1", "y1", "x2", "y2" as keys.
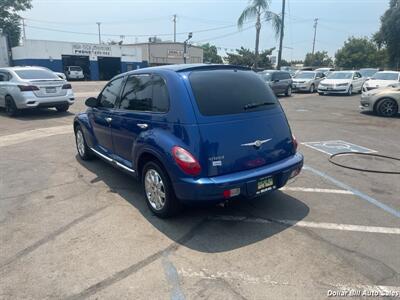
[
  {"x1": 189, "y1": 69, "x2": 277, "y2": 116},
  {"x1": 69, "y1": 66, "x2": 82, "y2": 71},
  {"x1": 15, "y1": 69, "x2": 59, "y2": 80}
]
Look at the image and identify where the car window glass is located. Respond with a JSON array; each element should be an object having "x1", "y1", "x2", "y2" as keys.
[
  {"x1": 14, "y1": 69, "x2": 59, "y2": 80},
  {"x1": 0, "y1": 73, "x2": 7, "y2": 81},
  {"x1": 120, "y1": 75, "x2": 152, "y2": 111},
  {"x1": 189, "y1": 69, "x2": 277, "y2": 116},
  {"x1": 98, "y1": 77, "x2": 124, "y2": 109},
  {"x1": 152, "y1": 75, "x2": 169, "y2": 112},
  {"x1": 283, "y1": 72, "x2": 291, "y2": 79}
]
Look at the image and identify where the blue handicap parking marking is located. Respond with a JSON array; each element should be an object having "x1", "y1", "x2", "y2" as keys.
[{"x1": 302, "y1": 140, "x2": 377, "y2": 155}]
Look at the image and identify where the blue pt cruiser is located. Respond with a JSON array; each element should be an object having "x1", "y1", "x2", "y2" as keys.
[{"x1": 74, "y1": 64, "x2": 303, "y2": 217}]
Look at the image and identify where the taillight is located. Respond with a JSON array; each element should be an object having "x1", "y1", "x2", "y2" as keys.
[
  {"x1": 172, "y1": 146, "x2": 201, "y2": 176},
  {"x1": 18, "y1": 85, "x2": 39, "y2": 92},
  {"x1": 292, "y1": 135, "x2": 298, "y2": 152},
  {"x1": 62, "y1": 84, "x2": 72, "y2": 89}
]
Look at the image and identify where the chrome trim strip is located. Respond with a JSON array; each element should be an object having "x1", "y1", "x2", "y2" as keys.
[
  {"x1": 116, "y1": 161, "x2": 135, "y2": 173},
  {"x1": 90, "y1": 147, "x2": 135, "y2": 173},
  {"x1": 91, "y1": 148, "x2": 113, "y2": 161}
]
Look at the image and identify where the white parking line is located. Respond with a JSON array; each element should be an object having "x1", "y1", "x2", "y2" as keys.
[
  {"x1": 280, "y1": 187, "x2": 353, "y2": 194},
  {"x1": 0, "y1": 125, "x2": 72, "y2": 148},
  {"x1": 210, "y1": 215, "x2": 400, "y2": 235}
]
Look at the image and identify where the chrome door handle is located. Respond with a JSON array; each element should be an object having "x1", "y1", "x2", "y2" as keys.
[
  {"x1": 105, "y1": 117, "x2": 112, "y2": 123},
  {"x1": 137, "y1": 123, "x2": 148, "y2": 129}
]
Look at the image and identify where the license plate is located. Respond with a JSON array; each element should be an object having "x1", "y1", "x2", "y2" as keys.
[
  {"x1": 257, "y1": 176, "x2": 275, "y2": 194},
  {"x1": 46, "y1": 87, "x2": 56, "y2": 93}
]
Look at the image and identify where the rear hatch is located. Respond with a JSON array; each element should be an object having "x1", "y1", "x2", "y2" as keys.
[{"x1": 187, "y1": 68, "x2": 295, "y2": 177}]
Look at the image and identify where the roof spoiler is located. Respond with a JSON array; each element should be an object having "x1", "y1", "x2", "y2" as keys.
[{"x1": 176, "y1": 64, "x2": 251, "y2": 72}]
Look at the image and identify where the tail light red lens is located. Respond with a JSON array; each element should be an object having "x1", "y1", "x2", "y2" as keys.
[
  {"x1": 172, "y1": 146, "x2": 201, "y2": 176},
  {"x1": 62, "y1": 84, "x2": 72, "y2": 89},
  {"x1": 18, "y1": 85, "x2": 39, "y2": 92},
  {"x1": 292, "y1": 135, "x2": 298, "y2": 152}
]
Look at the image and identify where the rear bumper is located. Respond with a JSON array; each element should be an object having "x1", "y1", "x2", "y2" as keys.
[
  {"x1": 173, "y1": 153, "x2": 304, "y2": 202},
  {"x1": 15, "y1": 92, "x2": 75, "y2": 109}
]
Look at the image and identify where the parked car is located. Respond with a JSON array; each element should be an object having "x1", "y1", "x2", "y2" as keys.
[
  {"x1": 359, "y1": 68, "x2": 379, "y2": 79},
  {"x1": 73, "y1": 64, "x2": 303, "y2": 217},
  {"x1": 0, "y1": 66, "x2": 74, "y2": 116},
  {"x1": 65, "y1": 66, "x2": 84, "y2": 80},
  {"x1": 361, "y1": 83, "x2": 400, "y2": 117},
  {"x1": 259, "y1": 70, "x2": 293, "y2": 96},
  {"x1": 292, "y1": 71, "x2": 325, "y2": 93},
  {"x1": 318, "y1": 71, "x2": 365, "y2": 95},
  {"x1": 315, "y1": 67, "x2": 335, "y2": 76},
  {"x1": 362, "y1": 71, "x2": 400, "y2": 92}
]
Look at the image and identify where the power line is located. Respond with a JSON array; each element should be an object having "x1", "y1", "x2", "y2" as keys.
[{"x1": 25, "y1": 21, "x2": 251, "y2": 38}]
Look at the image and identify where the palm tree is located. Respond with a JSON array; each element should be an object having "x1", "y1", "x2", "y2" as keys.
[{"x1": 238, "y1": 0, "x2": 281, "y2": 69}]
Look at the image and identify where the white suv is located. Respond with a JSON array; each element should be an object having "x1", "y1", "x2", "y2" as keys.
[{"x1": 65, "y1": 66, "x2": 84, "y2": 80}]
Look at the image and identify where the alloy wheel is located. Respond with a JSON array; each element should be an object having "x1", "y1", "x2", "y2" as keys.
[
  {"x1": 145, "y1": 169, "x2": 166, "y2": 210},
  {"x1": 76, "y1": 130, "x2": 86, "y2": 157},
  {"x1": 379, "y1": 99, "x2": 397, "y2": 117}
]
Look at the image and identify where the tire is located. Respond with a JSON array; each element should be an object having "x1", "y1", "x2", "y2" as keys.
[
  {"x1": 318, "y1": 92, "x2": 324, "y2": 96},
  {"x1": 5, "y1": 96, "x2": 18, "y2": 117},
  {"x1": 309, "y1": 84, "x2": 315, "y2": 93},
  {"x1": 75, "y1": 125, "x2": 94, "y2": 160},
  {"x1": 347, "y1": 85, "x2": 353, "y2": 96},
  {"x1": 376, "y1": 98, "x2": 398, "y2": 117},
  {"x1": 56, "y1": 104, "x2": 69, "y2": 112},
  {"x1": 285, "y1": 85, "x2": 292, "y2": 97},
  {"x1": 142, "y1": 161, "x2": 181, "y2": 218}
]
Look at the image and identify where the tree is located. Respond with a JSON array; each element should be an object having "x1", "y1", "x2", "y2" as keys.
[
  {"x1": 201, "y1": 43, "x2": 223, "y2": 64},
  {"x1": 226, "y1": 46, "x2": 274, "y2": 69},
  {"x1": 237, "y1": 0, "x2": 281, "y2": 69},
  {"x1": 0, "y1": 0, "x2": 32, "y2": 47},
  {"x1": 335, "y1": 37, "x2": 387, "y2": 69},
  {"x1": 374, "y1": 0, "x2": 400, "y2": 69},
  {"x1": 280, "y1": 59, "x2": 291, "y2": 67},
  {"x1": 304, "y1": 51, "x2": 333, "y2": 67}
]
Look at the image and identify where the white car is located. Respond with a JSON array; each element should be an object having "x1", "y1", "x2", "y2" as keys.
[
  {"x1": 65, "y1": 66, "x2": 84, "y2": 80},
  {"x1": 363, "y1": 71, "x2": 400, "y2": 92},
  {"x1": 318, "y1": 71, "x2": 365, "y2": 96},
  {"x1": 0, "y1": 66, "x2": 74, "y2": 116}
]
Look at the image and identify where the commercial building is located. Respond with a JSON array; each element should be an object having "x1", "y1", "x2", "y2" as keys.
[
  {"x1": 131, "y1": 42, "x2": 203, "y2": 66},
  {"x1": 11, "y1": 39, "x2": 147, "y2": 80},
  {"x1": 10, "y1": 39, "x2": 204, "y2": 80}
]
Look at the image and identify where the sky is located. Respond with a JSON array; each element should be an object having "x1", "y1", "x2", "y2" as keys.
[{"x1": 21, "y1": 0, "x2": 389, "y2": 61}]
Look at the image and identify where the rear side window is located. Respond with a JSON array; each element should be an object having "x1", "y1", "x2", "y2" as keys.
[
  {"x1": 189, "y1": 69, "x2": 277, "y2": 116},
  {"x1": 15, "y1": 69, "x2": 59, "y2": 80},
  {"x1": 281, "y1": 72, "x2": 291, "y2": 80},
  {"x1": 120, "y1": 74, "x2": 169, "y2": 112}
]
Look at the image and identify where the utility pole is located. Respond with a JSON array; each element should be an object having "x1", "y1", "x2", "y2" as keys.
[
  {"x1": 172, "y1": 14, "x2": 177, "y2": 43},
  {"x1": 22, "y1": 18, "x2": 27, "y2": 42},
  {"x1": 96, "y1": 22, "x2": 101, "y2": 44},
  {"x1": 312, "y1": 18, "x2": 318, "y2": 55},
  {"x1": 277, "y1": 0, "x2": 286, "y2": 70}
]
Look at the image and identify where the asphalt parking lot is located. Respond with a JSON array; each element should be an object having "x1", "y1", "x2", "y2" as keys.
[{"x1": 1, "y1": 82, "x2": 400, "y2": 299}]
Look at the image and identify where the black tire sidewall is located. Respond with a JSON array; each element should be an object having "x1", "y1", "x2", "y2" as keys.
[
  {"x1": 56, "y1": 104, "x2": 69, "y2": 112},
  {"x1": 5, "y1": 96, "x2": 17, "y2": 117},
  {"x1": 142, "y1": 161, "x2": 180, "y2": 218},
  {"x1": 75, "y1": 126, "x2": 93, "y2": 160},
  {"x1": 378, "y1": 98, "x2": 398, "y2": 117}
]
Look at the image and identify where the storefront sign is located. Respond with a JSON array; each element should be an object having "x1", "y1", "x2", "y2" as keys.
[
  {"x1": 167, "y1": 49, "x2": 183, "y2": 58},
  {"x1": 72, "y1": 44, "x2": 112, "y2": 57}
]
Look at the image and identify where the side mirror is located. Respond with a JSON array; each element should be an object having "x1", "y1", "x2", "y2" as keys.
[{"x1": 85, "y1": 97, "x2": 98, "y2": 108}]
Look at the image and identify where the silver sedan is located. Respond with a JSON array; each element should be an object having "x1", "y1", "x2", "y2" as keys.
[
  {"x1": 360, "y1": 83, "x2": 400, "y2": 117},
  {"x1": 292, "y1": 71, "x2": 325, "y2": 93},
  {"x1": 0, "y1": 66, "x2": 75, "y2": 117}
]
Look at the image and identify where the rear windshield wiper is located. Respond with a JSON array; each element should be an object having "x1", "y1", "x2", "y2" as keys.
[{"x1": 243, "y1": 101, "x2": 275, "y2": 110}]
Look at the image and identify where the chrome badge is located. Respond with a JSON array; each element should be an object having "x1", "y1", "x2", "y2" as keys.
[{"x1": 241, "y1": 139, "x2": 271, "y2": 149}]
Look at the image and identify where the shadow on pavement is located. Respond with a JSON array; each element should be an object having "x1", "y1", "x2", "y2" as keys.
[
  {"x1": 77, "y1": 156, "x2": 310, "y2": 253},
  {"x1": 0, "y1": 108, "x2": 73, "y2": 120}
]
